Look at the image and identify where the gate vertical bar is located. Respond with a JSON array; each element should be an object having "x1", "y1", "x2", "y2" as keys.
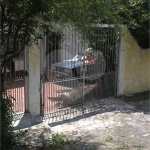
[
  {"x1": 25, "y1": 46, "x2": 29, "y2": 112},
  {"x1": 40, "y1": 34, "x2": 46, "y2": 115},
  {"x1": 115, "y1": 29, "x2": 120, "y2": 97}
]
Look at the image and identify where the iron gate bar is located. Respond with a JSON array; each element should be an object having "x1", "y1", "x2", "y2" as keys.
[
  {"x1": 4, "y1": 42, "x2": 26, "y2": 114},
  {"x1": 41, "y1": 25, "x2": 118, "y2": 116},
  {"x1": 43, "y1": 96, "x2": 115, "y2": 122}
]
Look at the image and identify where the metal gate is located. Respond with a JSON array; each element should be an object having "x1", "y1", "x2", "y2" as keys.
[
  {"x1": 41, "y1": 25, "x2": 118, "y2": 118},
  {"x1": 3, "y1": 48, "x2": 26, "y2": 114}
]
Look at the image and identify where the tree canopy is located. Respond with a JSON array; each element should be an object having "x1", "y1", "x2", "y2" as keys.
[
  {"x1": 0, "y1": 2, "x2": 149, "y2": 149},
  {"x1": 111, "y1": 0, "x2": 149, "y2": 48},
  {"x1": 0, "y1": 0, "x2": 114, "y2": 67},
  {"x1": 0, "y1": 0, "x2": 149, "y2": 68}
]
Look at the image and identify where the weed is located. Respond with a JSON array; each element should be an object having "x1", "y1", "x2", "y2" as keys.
[
  {"x1": 105, "y1": 136, "x2": 113, "y2": 142},
  {"x1": 137, "y1": 146, "x2": 143, "y2": 150},
  {"x1": 41, "y1": 133, "x2": 65, "y2": 149},
  {"x1": 121, "y1": 142, "x2": 129, "y2": 149},
  {"x1": 43, "y1": 127, "x2": 50, "y2": 132},
  {"x1": 51, "y1": 134, "x2": 65, "y2": 148}
]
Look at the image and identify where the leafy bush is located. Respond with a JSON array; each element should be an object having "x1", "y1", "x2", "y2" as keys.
[
  {"x1": 112, "y1": 0, "x2": 149, "y2": 48},
  {"x1": 0, "y1": 80, "x2": 24, "y2": 150},
  {"x1": 0, "y1": 94, "x2": 16, "y2": 150}
]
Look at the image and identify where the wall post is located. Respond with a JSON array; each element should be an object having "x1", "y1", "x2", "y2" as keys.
[
  {"x1": 117, "y1": 25, "x2": 126, "y2": 96},
  {"x1": 27, "y1": 41, "x2": 41, "y2": 116}
]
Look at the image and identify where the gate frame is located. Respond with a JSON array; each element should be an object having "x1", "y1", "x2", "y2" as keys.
[{"x1": 40, "y1": 24, "x2": 120, "y2": 116}]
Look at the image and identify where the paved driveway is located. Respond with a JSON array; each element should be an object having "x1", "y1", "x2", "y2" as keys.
[
  {"x1": 14, "y1": 91, "x2": 150, "y2": 150},
  {"x1": 50, "y1": 92, "x2": 150, "y2": 150}
]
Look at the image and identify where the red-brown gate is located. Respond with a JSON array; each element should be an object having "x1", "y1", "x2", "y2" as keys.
[{"x1": 4, "y1": 55, "x2": 25, "y2": 113}]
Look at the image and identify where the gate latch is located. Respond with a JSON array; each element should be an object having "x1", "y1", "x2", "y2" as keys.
[{"x1": 24, "y1": 71, "x2": 29, "y2": 76}]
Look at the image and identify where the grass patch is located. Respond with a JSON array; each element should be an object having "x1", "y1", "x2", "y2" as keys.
[{"x1": 41, "y1": 133, "x2": 66, "y2": 149}]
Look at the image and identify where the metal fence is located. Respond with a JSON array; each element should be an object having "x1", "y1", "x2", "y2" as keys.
[
  {"x1": 4, "y1": 57, "x2": 25, "y2": 113},
  {"x1": 41, "y1": 25, "x2": 118, "y2": 115},
  {"x1": 2, "y1": 34, "x2": 25, "y2": 113}
]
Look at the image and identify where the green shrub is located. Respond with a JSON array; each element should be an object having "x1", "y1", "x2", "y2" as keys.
[
  {"x1": 0, "y1": 85, "x2": 25, "y2": 150},
  {"x1": 51, "y1": 134, "x2": 65, "y2": 148},
  {"x1": 0, "y1": 94, "x2": 16, "y2": 150},
  {"x1": 112, "y1": 0, "x2": 149, "y2": 48},
  {"x1": 41, "y1": 133, "x2": 65, "y2": 149}
]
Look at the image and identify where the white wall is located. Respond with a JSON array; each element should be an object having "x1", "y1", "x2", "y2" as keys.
[
  {"x1": 117, "y1": 26, "x2": 150, "y2": 96},
  {"x1": 13, "y1": 58, "x2": 24, "y2": 71},
  {"x1": 27, "y1": 41, "x2": 41, "y2": 116},
  {"x1": 60, "y1": 26, "x2": 89, "y2": 61}
]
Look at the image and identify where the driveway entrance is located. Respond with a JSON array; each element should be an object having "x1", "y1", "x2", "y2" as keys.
[{"x1": 41, "y1": 25, "x2": 118, "y2": 116}]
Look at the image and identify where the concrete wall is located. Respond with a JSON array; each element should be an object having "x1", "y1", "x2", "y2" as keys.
[
  {"x1": 25, "y1": 41, "x2": 41, "y2": 116},
  {"x1": 117, "y1": 26, "x2": 150, "y2": 96},
  {"x1": 13, "y1": 58, "x2": 24, "y2": 71},
  {"x1": 60, "y1": 26, "x2": 89, "y2": 61}
]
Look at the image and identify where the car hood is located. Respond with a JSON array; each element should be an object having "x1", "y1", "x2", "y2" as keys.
[{"x1": 52, "y1": 60, "x2": 84, "y2": 69}]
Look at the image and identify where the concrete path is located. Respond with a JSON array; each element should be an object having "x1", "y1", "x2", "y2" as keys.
[{"x1": 13, "y1": 91, "x2": 150, "y2": 150}]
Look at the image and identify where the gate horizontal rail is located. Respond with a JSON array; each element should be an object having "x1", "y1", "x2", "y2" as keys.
[{"x1": 41, "y1": 25, "x2": 118, "y2": 115}]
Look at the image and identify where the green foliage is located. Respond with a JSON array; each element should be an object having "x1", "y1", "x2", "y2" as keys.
[
  {"x1": 111, "y1": 0, "x2": 149, "y2": 48},
  {"x1": 0, "y1": 1, "x2": 115, "y2": 150},
  {"x1": 105, "y1": 135, "x2": 113, "y2": 142},
  {"x1": 51, "y1": 134, "x2": 65, "y2": 148},
  {"x1": 0, "y1": 93, "x2": 16, "y2": 150},
  {"x1": 0, "y1": 88, "x2": 29, "y2": 150},
  {"x1": 1, "y1": 0, "x2": 114, "y2": 66},
  {"x1": 41, "y1": 133, "x2": 65, "y2": 149}
]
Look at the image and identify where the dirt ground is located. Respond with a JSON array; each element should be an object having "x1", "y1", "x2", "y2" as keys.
[
  {"x1": 120, "y1": 91, "x2": 150, "y2": 113},
  {"x1": 14, "y1": 91, "x2": 150, "y2": 150}
]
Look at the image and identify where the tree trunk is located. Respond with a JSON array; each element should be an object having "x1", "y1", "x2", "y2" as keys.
[{"x1": 0, "y1": 65, "x2": 5, "y2": 99}]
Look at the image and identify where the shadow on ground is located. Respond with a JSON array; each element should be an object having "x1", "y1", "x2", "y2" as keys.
[
  {"x1": 13, "y1": 91, "x2": 150, "y2": 150},
  {"x1": 44, "y1": 91, "x2": 149, "y2": 127},
  {"x1": 13, "y1": 91, "x2": 149, "y2": 130},
  {"x1": 120, "y1": 91, "x2": 150, "y2": 113}
]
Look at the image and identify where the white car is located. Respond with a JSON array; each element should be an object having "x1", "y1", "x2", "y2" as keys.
[{"x1": 51, "y1": 48, "x2": 106, "y2": 82}]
